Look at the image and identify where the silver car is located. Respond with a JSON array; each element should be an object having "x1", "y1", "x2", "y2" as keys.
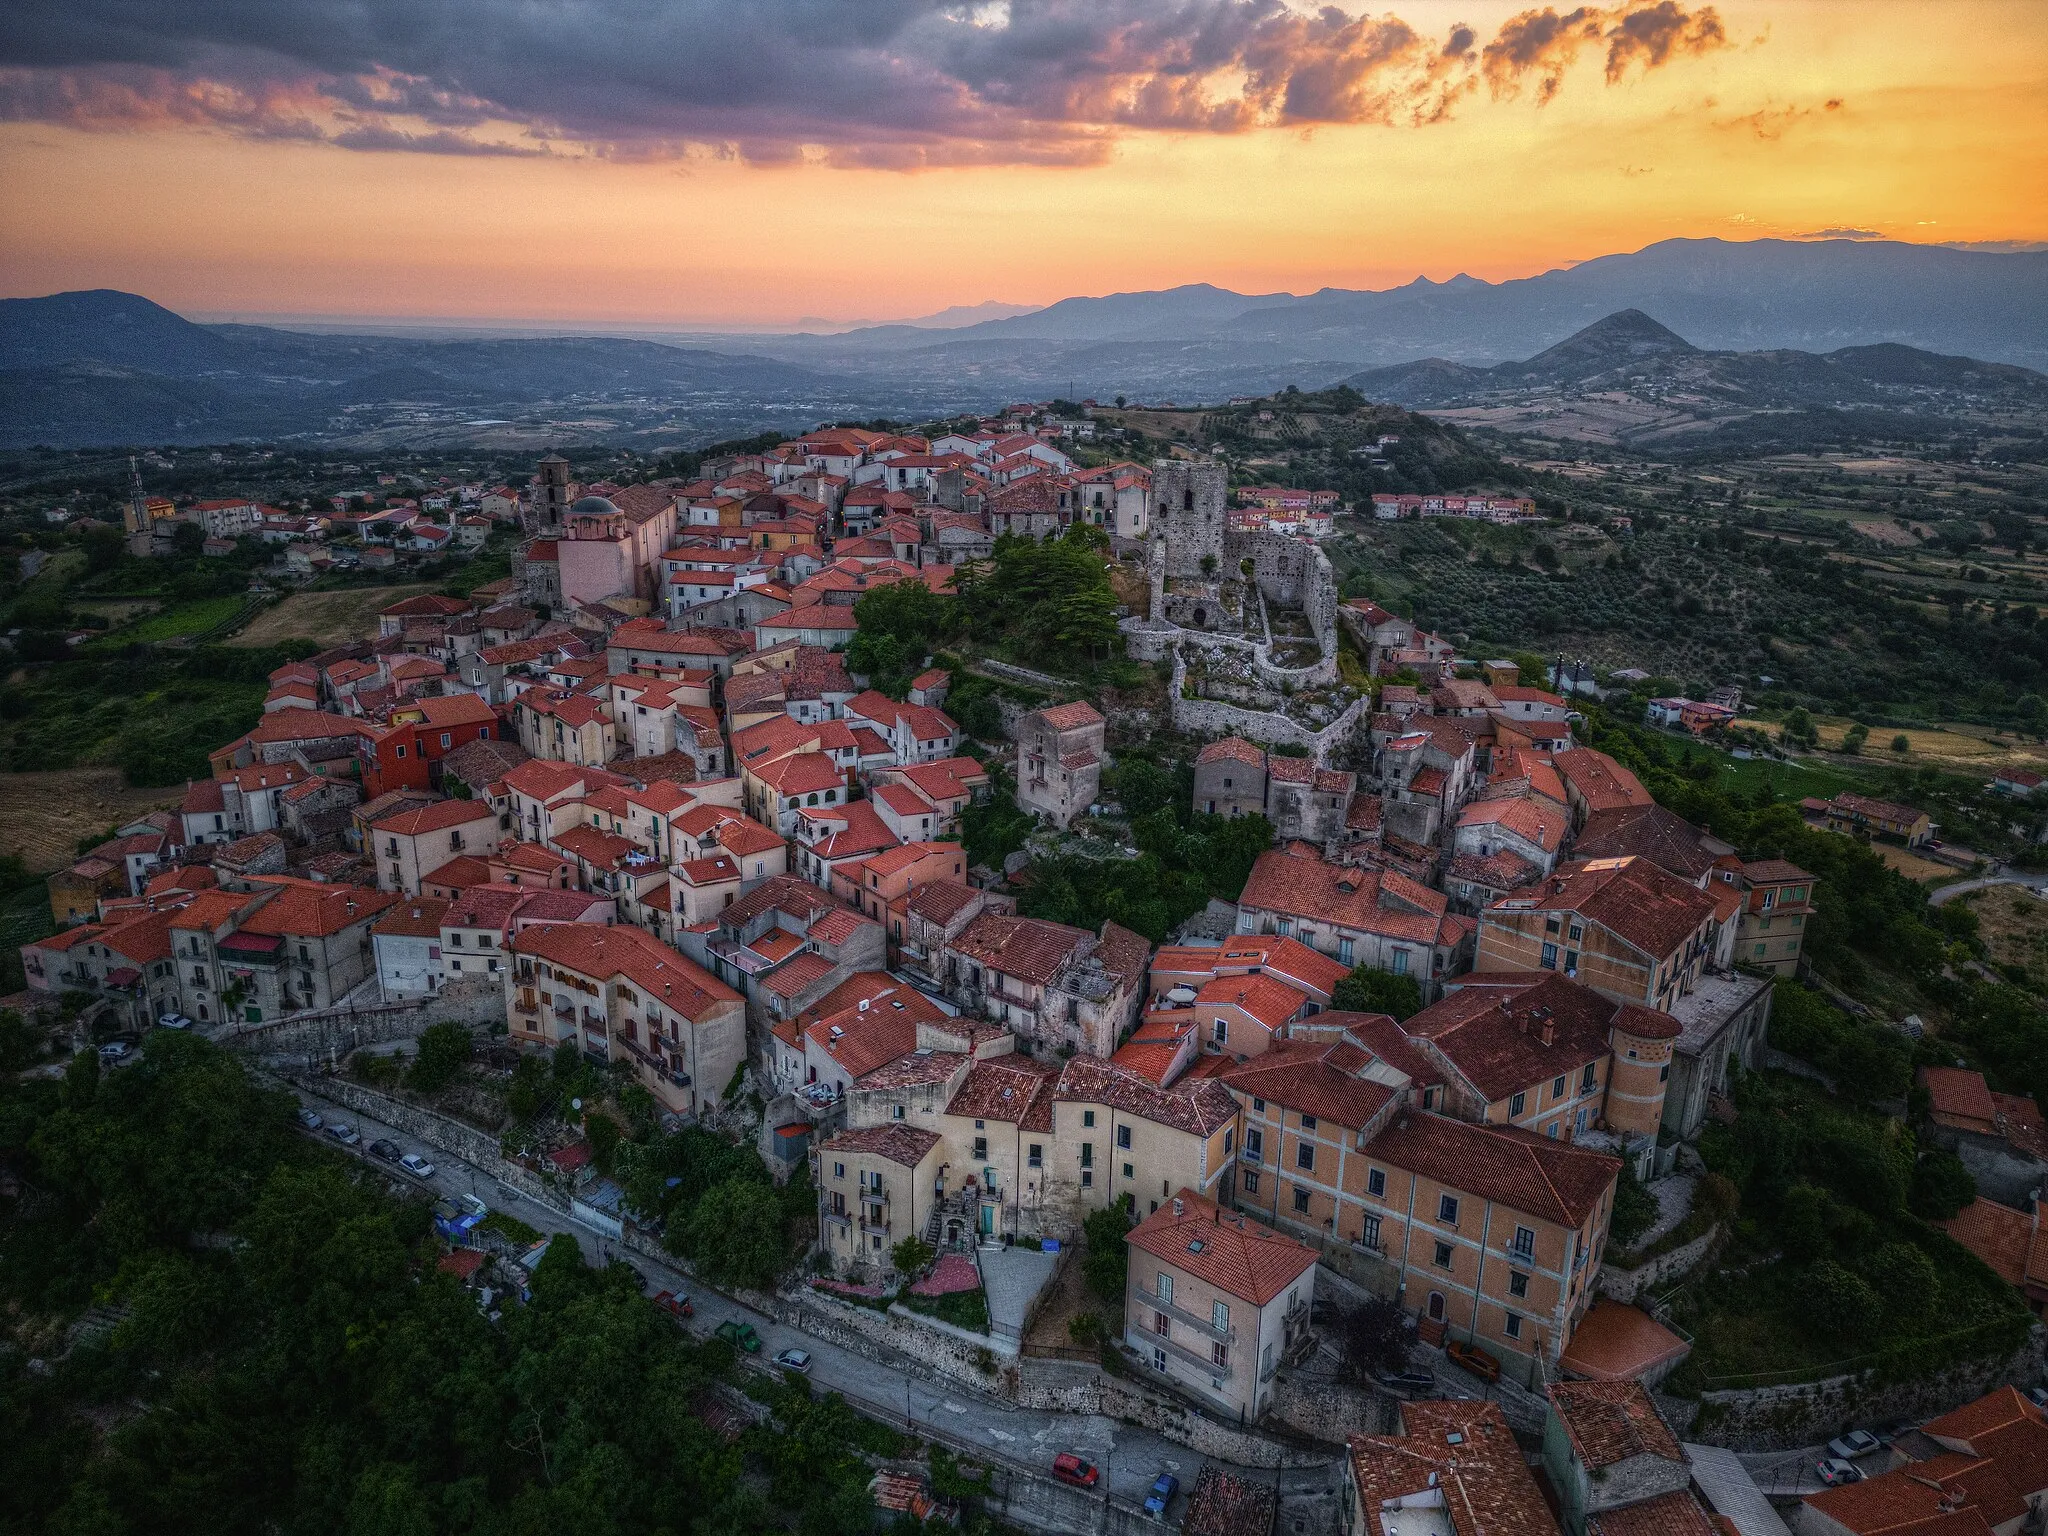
[
  {"x1": 399, "y1": 1153, "x2": 436, "y2": 1179},
  {"x1": 773, "y1": 1348, "x2": 812, "y2": 1374},
  {"x1": 1826, "y1": 1430, "x2": 1881, "y2": 1461}
]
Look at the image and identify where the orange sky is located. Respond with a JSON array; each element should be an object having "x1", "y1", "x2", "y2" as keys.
[{"x1": 2, "y1": 0, "x2": 2044, "y2": 327}]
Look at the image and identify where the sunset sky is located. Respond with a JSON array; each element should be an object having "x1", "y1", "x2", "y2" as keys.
[{"x1": 1, "y1": 0, "x2": 2044, "y2": 328}]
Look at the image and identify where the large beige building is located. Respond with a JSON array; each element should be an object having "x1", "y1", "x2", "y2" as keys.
[{"x1": 816, "y1": 1124, "x2": 945, "y2": 1279}]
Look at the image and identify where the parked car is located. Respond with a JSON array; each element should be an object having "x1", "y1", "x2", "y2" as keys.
[
  {"x1": 155, "y1": 1012, "x2": 192, "y2": 1030},
  {"x1": 1445, "y1": 1340, "x2": 1501, "y2": 1383},
  {"x1": 96, "y1": 1041, "x2": 129, "y2": 1062},
  {"x1": 1143, "y1": 1473, "x2": 1178, "y2": 1517},
  {"x1": 653, "y1": 1291, "x2": 694, "y2": 1320},
  {"x1": 326, "y1": 1122, "x2": 361, "y2": 1146},
  {"x1": 296, "y1": 1107, "x2": 323, "y2": 1130},
  {"x1": 369, "y1": 1139, "x2": 401, "y2": 1163},
  {"x1": 1827, "y1": 1430, "x2": 1882, "y2": 1461},
  {"x1": 1376, "y1": 1369, "x2": 1438, "y2": 1395},
  {"x1": 399, "y1": 1153, "x2": 436, "y2": 1179},
  {"x1": 1817, "y1": 1458, "x2": 1862, "y2": 1487},
  {"x1": 715, "y1": 1320, "x2": 762, "y2": 1353},
  {"x1": 1051, "y1": 1453, "x2": 1099, "y2": 1488},
  {"x1": 2028, "y1": 1386, "x2": 2048, "y2": 1410},
  {"x1": 773, "y1": 1348, "x2": 812, "y2": 1375}
]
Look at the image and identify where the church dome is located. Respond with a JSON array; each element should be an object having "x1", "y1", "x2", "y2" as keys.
[{"x1": 568, "y1": 495, "x2": 620, "y2": 518}]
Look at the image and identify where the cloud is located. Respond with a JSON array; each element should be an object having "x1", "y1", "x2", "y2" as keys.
[
  {"x1": 0, "y1": 0, "x2": 1734, "y2": 168},
  {"x1": 1802, "y1": 226, "x2": 1884, "y2": 240}
]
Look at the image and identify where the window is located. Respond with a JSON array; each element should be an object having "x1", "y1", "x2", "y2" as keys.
[
  {"x1": 1391, "y1": 949, "x2": 1409, "y2": 976},
  {"x1": 1028, "y1": 1143, "x2": 1043, "y2": 1168},
  {"x1": 1299, "y1": 1114, "x2": 1317, "y2": 1131},
  {"x1": 1512, "y1": 1225, "x2": 1535, "y2": 1259},
  {"x1": 1243, "y1": 1169, "x2": 1260, "y2": 1194},
  {"x1": 1223, "y1": 1128, "x2": 1234, "y2": 1156},
  {"x1": 1541, "y1": 942, "x2": 1558, "y2": 970},
  {"x1": 1582, "y1": 1063, "x2": 1598, "y2": 1094},
  {"x1": 1213, "y1": 1018, "x2": 1228, "y2": 1045},
  {"x1": 1433, "y1": 1241, "x2": 1453, "y2": 1269},
  {"x1": 1552, "y1": 1074, "x2": 1566, "y2": 1100},
  {"x1": 1276, "y1": 918, "x2": 1292, "y2": 936},
  {"x1": 1117, "y1": 1125, "x2": 1132, "y2": 1150},
  {"x1": 1293, "y1": 1188, "x2": 1311, "y2": 1215},
  {"x1": 1505, "y1": 1312, "x2": 1523, "y2": 1340},
  {"x1": 1252, "y1": 1098, "x2": 1264, "y2": 1114},
  {"x1": 1575, "y1": 1108, "x2": 1588, "y2": 1133},
  {"x1": 1080, "y1": 1170, "x2": 1093, "y2": 1188},
  {"x1": 1212, "y1": 1300, "x2": 1230, "y2": 1332},
  {"x1": 1210, "y1": 1341, "x2": 1229, "y2": 1369},
  {"x1": 1295, "y1": 1142, "x2": 1315, "y2": 1173},
  {"x1": 833, "y1": 1162, "x2": 845, "y2": 1180},
  {"x1": 1509, "y1": 1270, "x2": 1529, "y2": 1298},
  {"x1": 1567, "y1": 922, "x2": 1584, "y2": 942},
  {"x1": 1659, "y1": 1063, "x2": 1670, "y2": 1083},
  {"x1": 1083, "y1": 1110, "x2": 1096, "y2": 1128},
  {"x1": 1079, "y1": 1144, "x2": 1092, "y2": 1168},
  {"x1": 1245, "y1": 1128, "x2": 1264, "y2": 1163},
  {"x1": 1158, "y1": 1273, "x2": 1174, "y2": 1305},
  {"x1": 1438, "y1": 1194, "x2": 1460, "y2": 1225},
  {"x1": 973, "y1": 1137, "x2": 987, "y2": 1160},
  {"x1": 893, "y1": 1105, "x2": 906, "y2": 1121},
  {"x1": 1152, "y1": 1347, "x2": 1166, "y2": 1373},
  {"x1": 1338, "y1": 938, "x2": 1354, "y2": 965},
  {"x1": 1154, "y1": 1311, "x2": 1170, "y2": 1336},
  {"x1": 1123, "y1": 1163, "x2": 1134, "y2": 1180},
  {"x1": 1360, "y1": 1214, "x2": 1382, "y2": 1249},
  {"x1": 1509, "y1": 1091, "x2": 1526, "y2": 1117},
  {"x1": 1367, "y1": 1167, "x2": 1386, "y2": 1198}
]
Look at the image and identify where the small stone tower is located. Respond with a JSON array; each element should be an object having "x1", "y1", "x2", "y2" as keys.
[
  {"x1": 1150, "y1": 459, "x2": 1227, "y2": 580},
  {"x1": 529, "y1": 453, "x2": 570, "y2": 533}
]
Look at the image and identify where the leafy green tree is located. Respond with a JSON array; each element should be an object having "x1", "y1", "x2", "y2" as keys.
[
  {"x1": 1862, "y1": 1241, "x2": 1938, "y2": 1326},
  {"x1": 1778, "y1": 1182, "x2": 1836, "y2": 1263},
  {"x1": 405, "y1": 1021, "x2": 472, "y2": 1095},
  {"x1": 1892, "y1": 734, "x2": 1911, "y2": 753},
  {"x1": 584, "y1": 1111, "x2": 622, "y2": 1175},
  {"x1": 507, "y1": 1053, "x2": 550, "y2": 1120},
  {"x1": 1114, "y1": 758, "x2": 1175, "y2": 820},
  {"x1": 1081, "y1": 1194, "x2": 1134, "y2": 1305},
  {"x1": 1338, "y1": 1296, "x2": 1411, "y2": 1381},
  {"x1": 1332, "y1": 965, "x2": 1424, "y2": 1021},
  {"x1": 890, "y1": 1236, "x2": 935, "y2": 1275},
  {"x1": 1909, "y1": 1150, "x2": 1977, "y2": 1219},
  {"x1": 1806, "y1": 1260, "x2": 1881, "y2": 1341},
  {"x1": 686, "y1": 1175, "x2": 790, "y2": 1290}
]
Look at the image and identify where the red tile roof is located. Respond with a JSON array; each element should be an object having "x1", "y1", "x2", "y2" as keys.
[
  {"x1": 1213, "y1": 1038, "x2": 1398, "y2": 1130},
  {"x1": 1405, "y1": 972, "x2": 1624, "y2": 1101},
  {"x1": 1370, "y1": 1110, "x2": 1619, "y2": 1228},
  {"x1": 513, "y1": 922, "x2": 738, "y2": 1018},
  {"x1": 948, "y1": 913, "x2": 1089, "y2": 986},
  {"x1": 372, "y1": 798, "x2": 496, "y2": 837},
  {"x1": 1127, "y1": 1187, "x2": 1316, "y2": 1306},
  {"x1": 1055, "y1": 1056, "x2": 1239, "y2": 1137},
  {"x1": 1492, "y1": 856, "x2": 1718, "y2": 961},
  {"x1": 1349, "y1": 1399, "x2": 1559, "y2": 1536},
  {"x1": 1587, "y1": 1490, "x2": 1719, "y2": 1536},
  {"x1": 1549, "y1": 1378, "x2": 1683, "y2": 1469},
  {"x1": 820, "y1": 1123, "x2": 942, "y2": 1169}
]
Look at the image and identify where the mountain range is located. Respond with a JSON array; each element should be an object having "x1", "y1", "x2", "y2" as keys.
[{"x1": 4, "y1": 236, "x2": 2046, "y2": 448}]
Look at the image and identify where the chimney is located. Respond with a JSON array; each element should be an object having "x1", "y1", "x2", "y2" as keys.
[
  {"x1": 1540, "y1": 1022, "x2": 1555, "y2": 1046},
  {"x1": 1173, "y1": 1196, "x2": 1184, "y2": 1217}
]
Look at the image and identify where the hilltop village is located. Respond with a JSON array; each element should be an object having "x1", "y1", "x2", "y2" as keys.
[{"x1": 21, "y1": 411, "x2": 2048, "y2": 1536}]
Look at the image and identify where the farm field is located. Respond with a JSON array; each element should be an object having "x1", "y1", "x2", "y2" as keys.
[
  {"x1": 1958, "y1": 884, "x2": 2048, "y2": 974},
  {"x1": 1871, "y1": 845, "x2": 1964, "y2": 883},
  {"x1": 227, "y1": 584, "x2": 431, "y2": 649},
  {"x1": 98, "y1": 594, "x2": 250, "y2": 644},
  {"x1": 0, "y1": 767, "x2": 180, "y2": 873}
]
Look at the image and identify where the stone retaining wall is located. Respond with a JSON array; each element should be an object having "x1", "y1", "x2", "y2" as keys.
[
  {"x1": 291, "y1": 1072, "x2": 565, "y2": 1212},
  {"x1": 1597, "y1": 1223, "x2": 1724, "y2": 1306},
  {"x1": 1169, "y1": 646, "x2": 1371, "y2": 760},
  {"x1": 223, "y1": 980, "x2": 504, "y2": 1063},
  {"x1": 1265, "y1": 1376, "x2": 1394, "y2": 1443},
  {"x1": 1688, "y1": 1327, "x2": 2047, "y2": 1450}
]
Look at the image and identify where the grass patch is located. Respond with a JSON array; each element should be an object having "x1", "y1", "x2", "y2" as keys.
[
  {"x1": 899, "y1": 1287, "x2": 990, "y2": 1334},
  {"x1": 99, "y1": 595, "x2": 250, "y2": 645},
  {"x1": 479, "y1": 1208, "x2": 542, "y2": 1246}
]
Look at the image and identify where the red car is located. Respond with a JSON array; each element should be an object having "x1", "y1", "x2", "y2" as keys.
[
  {"x1": 653, "y1": 1290, "x2": 693, "y2": 1320},
  {"x1": 1051, "y1": 1453, "x2": 1099, "y2": 1488}
]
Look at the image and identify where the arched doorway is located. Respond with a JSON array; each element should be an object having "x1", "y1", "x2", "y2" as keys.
[
  {"x1": 1427, "y1": 1291, "x2": 1445, "y2": 1323},
  {"x1": 945, "y1": 1217, "x2": 964, "y2": 1246}
]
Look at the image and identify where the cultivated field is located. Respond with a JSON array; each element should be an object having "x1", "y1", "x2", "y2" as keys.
[
  {"x1": 226, "y1": 584, "x2": 431, "y2": 650},
  {"x1": 1871, "y1": 845, "x2": 1963, "y2": 883},
  {"x1": 0, "y1": 767, "x2": 181, "y2": 873}
]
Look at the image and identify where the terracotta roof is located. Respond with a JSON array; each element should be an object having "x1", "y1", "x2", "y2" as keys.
[
  {"x1": 946, "y1": 1055, "x2": 1060, "y2": 1124},
  {"x1": 1920, "y1": 1066, "x2": 1999, "y2": 1133},
  {"x1": 1369, "y1": 1110, "x2": 1619, "y2": 1228},
  {"x1": 1035, "y1": 700, "x2": 1103, "y2": 731},
  {"x1": 1055, "y1": 1056, "x2": 1239, "y2": 1138},
  {"x1": 1349, "y1": 1399, "x2": 1559, "y2": 1536},
  {"x1": 1457, "y1": 793, "x2": 1568, "y2": 853},
  {"x1": 1111, "y1": 1018, "x2": 1197, "y2": 1086},
  {"x1": 1405, "y1": 972, "x2": 1623, "y2": 1101},
  {"x1": 1491, "y1": 856, "x2": 1717, "y2": 961},
  {"x1": 373, "y1": 898, "x2": 452, "y2": 938},
  {"x1": 1549, "y1": 1378, "x2": 1683, "y2": 1469},
  {"x1": 372, "y1": 798, "x2": 495, "y2": 836},
  {"x1": 1587, "y1": 1490, "x2": 1719, "y2": 1536},
  {"x1": 1127, "y1": 1187, "x2": 1316, "y2": 1306},
  {"x1": 1179, "y1": 1467, "x2": 1278, "y2": 1536},
  {"x1": 1804, "y1": 1453, "x2": 2018, "y2": 1535},
  {"x1": 1939, "y1": 1198, "x2": 2047, "y2": 1292},
  {"x1": 1574, "y1": 803, "x2": 1720, "y2": 882},
  {"x1": 1238, "y1": 847, "x2": 1454, "y2": 947},
  {"x1": 904, "y1": 880, "x2": 982, "y2": 926},
  {"x1": 239, "y1": 882, "x2": 398, "y2": 938},
  {"x1": 512, "y1": 923, "x2": 738, "y2": 1018},
  {"x1": 760, "y1": 950, "x2": 839, "y2": 1000},
  {"x1": 1213, "y1": 1037, "x2": 1399, "y2": 1129},
  {"x1": 806, "y1": 985, "x2": 947, "y2": 1079},
  {"x1": 948, "y1": 913, "x2": 1090, "y2": 986},
  {"x1": 1553, "y1": 748, "x2": 1652, "y2": 815},
  {"x1": 1196, "y1": 971, "x2": 1309, "y2": 1034},
  {"x1": 819, "y1": 1123, "x2": 941, "y2": 1169}
]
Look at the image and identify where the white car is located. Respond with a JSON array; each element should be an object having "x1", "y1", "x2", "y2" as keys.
[
  {"x1": 156, "y1": 1013, "x2": 193, "y2": 1030},
  {"x1": 1827, "y1": 1430, "x2": 1882, "y2": 1461},
  {"x1": 399, "y1": 1153, "x2": 436, "y2": 1179},
  {"x1": 96, "y1": 1041, "x2": 130, "y2": 1061},
  {"x1": 297, "y1": 1107, "x2": 323, "y2": 1130},
  {"x1": 1817, "y1": 1457, "x2": 1862, "y2": 1488},
  {"x1": 772, "y1": 1348, "x2": 812, "y2": 1374},
  {"x1": 327, "y1": 1122, "x2": 362, "y2": 1147}
]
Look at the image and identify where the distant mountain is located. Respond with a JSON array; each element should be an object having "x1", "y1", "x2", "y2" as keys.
[{"x1": 0, "y1": 290, "x2": 931, "y2": 449}]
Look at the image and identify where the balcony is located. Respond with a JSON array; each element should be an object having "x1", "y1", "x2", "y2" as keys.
[
  {"x1": 1134, "y1": 1289, "x2": 1237, "y2": 1344},
  {"x1": 859, "y1": 1219, "x2": 891, "y2": 1238},
  {"x1": 1129, "y1": 1325, "x2": 1235, "y2": 1380},
  {"x1": 823, "y1": 1208, "x2": 851, "y2": 1228}
]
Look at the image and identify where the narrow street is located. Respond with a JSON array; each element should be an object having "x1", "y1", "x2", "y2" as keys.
[{"x1": 290, "y1": 1083, "x2": 1348, "y2": 1523}]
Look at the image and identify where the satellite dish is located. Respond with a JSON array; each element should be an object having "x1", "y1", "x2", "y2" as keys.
[{"x1": 571, "y1": 1097, "x2": 583, "y2": 1112}]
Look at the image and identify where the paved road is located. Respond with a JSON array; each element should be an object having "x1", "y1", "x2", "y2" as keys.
[
  {"x1": 1930, "y1": 871, "x2": 2048, "y2": 906},
  {"x1": 289, "y1": 1084, "x2": 1347, "y2": 1522}
]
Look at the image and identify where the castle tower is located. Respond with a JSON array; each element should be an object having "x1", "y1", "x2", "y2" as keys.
[
  {"x1": 1604, "y1": 1011, "x2": 1679, "y2": 1137},
  {"x1": 1150, "y1": 460, "x2": 1227, "y2": 581},
  {"x1": 529, "y1": 453, "x2": 570, "y2": 533}
]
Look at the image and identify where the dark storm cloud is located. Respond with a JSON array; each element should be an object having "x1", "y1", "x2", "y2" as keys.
[{"x1": 0, "y1": 0, "x2": 1731, "y2": 166}]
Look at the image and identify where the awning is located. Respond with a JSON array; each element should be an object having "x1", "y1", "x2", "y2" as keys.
[
  {"x1": 103, "y1": 967, "x2": 141, "y2": 987},
  {"x1": 218, "y1": 932, "x2": 284, "y2": 955}
]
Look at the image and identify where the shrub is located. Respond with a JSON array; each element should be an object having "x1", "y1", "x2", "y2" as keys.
[
  {"x1": 1338, "y1": 1297, "x2": 1411, "y2": 1381},
  {"x1": 891, "y1": 1236, "x2": 935, "y2": 1276},
  {"x1": 1082, "y1": 1194, "x2": 1135, "y2": 1305},
  {"x1": 1331, "y1": 964, "x2": 1423, "y2": 1021},
  {"x1": 1908, "y1": 1150, "x2": 1976, "y2": 1219},
  {"x1": 406, "y1": 1022, "x2": 472, "y2": 1095},
  {"x1": 1807, "y1": 1261, "x2": 1881, "y2": 1341}
]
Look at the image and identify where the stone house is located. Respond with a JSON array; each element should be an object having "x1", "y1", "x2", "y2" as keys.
[
  {"x1": 1046, "y1": 1056, "x2": 1240, "y2": 1227},
  {"x1": 816, "y1": 1124, "x2": 944, "y2": 1279},
  {"x1": 1348, "y1": 1400, "x2": 1561, "y2": 1536},
  {"x1": 1919, "y1": 1065, "x2": 2048, "y2": 1206},
  {"x1": 371, "y1": 897, "x2": 451, "y2": 1000},
  {"x1": 1123, "y1": 1189, "x2": 1317, "y2": 1423},
  {"x1": 1731, "y1": 857, "x2": 1816, "y2": 975},
  {"x1": 183, "y1": 880, "x2": 399, "y2": 1024},
  {"x1": 1541, "y1": 1379, "x2": 1692, "y2": 1536},
  {"x1": 1236, "y1": 845, "x2": 1473, "y2": 1001},
  {"x1": 506, "y1": 921, "x2": 743, "y2": 1119},
  {"x1": 936, "y1": 913, "x2": 1148, "y2": 1059},
  {"x1": 1015, "y1": 701, "x2": 1104, "y2": 827},
  {"x1": 1476, "y1": 857, "x2": 1721, "y2": 1014},
  {"x1": 365, "y1": 798, "x2": 501, "y2": 895},
  {"x1": 1661, "y1": 971, "x2": 1775, "y2": 1139}
]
